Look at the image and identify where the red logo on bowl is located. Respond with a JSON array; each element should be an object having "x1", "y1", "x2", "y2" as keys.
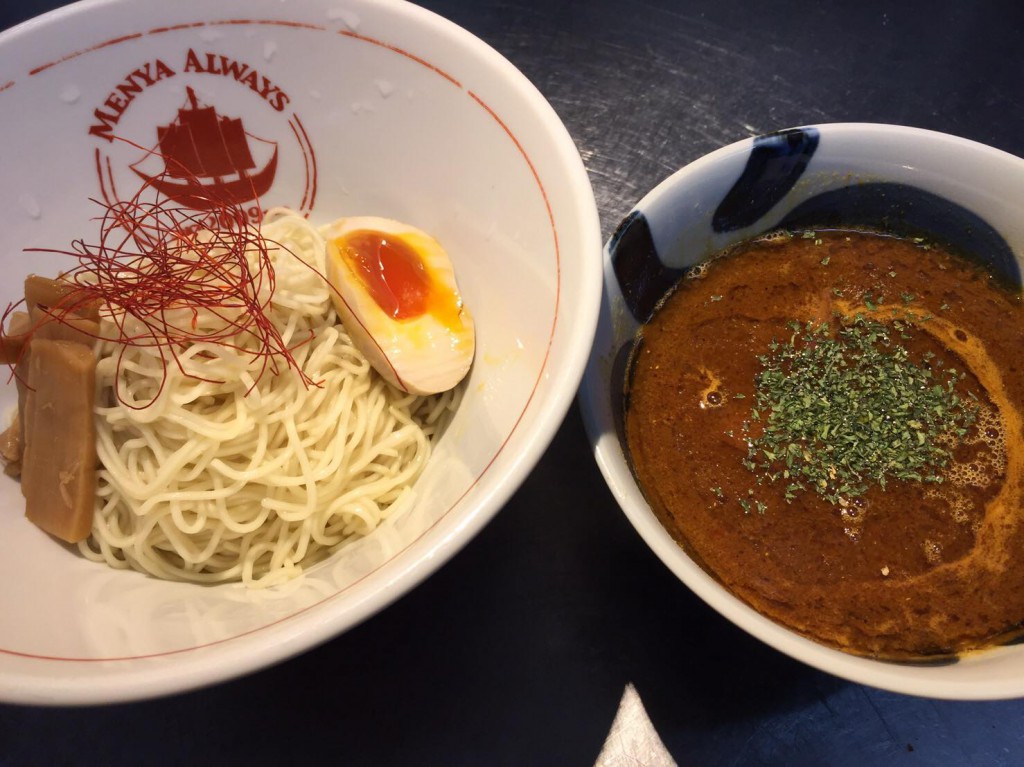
[{"x1": 88, "y1": 48, "x2": 317, "y2": 225}]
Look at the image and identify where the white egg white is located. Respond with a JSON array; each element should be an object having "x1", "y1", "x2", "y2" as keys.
[{"x1": 323, "y1": 216, "x2": 475, "y2": 395}]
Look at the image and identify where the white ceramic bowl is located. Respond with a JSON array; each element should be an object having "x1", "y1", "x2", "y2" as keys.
[
  {"x1": 0, "y1": 0, "x2": 601, "y2": 704},
  {"x1": 580, "y1": 123, "x2": 1024, "y2": 700}
]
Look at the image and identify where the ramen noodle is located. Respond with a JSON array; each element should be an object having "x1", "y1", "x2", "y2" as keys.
[{"x1": 8, "y1": 208, "x2": 463, "y2": 587}]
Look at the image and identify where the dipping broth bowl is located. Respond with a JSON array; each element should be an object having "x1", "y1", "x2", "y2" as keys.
[
  {"x1": 0, "y1": 0, "x2": 601, "y2": 704},
  {"x1": 579, "y1": 123, "x2": 1024, "y2": 700}
]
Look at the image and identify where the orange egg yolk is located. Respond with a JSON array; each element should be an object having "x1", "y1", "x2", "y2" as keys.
[{"x1": 336, "y1": 230, "x2": 458, "y2": 323}]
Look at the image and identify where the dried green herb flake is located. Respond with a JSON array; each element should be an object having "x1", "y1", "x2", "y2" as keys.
[{"x1": 741, "y1": 315, "x2": 978, "y2": 506}]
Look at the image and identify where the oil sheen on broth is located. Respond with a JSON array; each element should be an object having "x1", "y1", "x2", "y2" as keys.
[{"x1": 624, "y1": 229, "x2": 1024, "y2": 660}]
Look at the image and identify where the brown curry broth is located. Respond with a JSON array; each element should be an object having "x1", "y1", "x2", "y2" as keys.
[{"x1": 625, "y1": 230, "x2": 1024, "y2": 659}]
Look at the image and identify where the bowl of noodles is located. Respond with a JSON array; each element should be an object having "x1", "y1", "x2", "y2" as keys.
[{"x1": 0, "y1": 0, "x2": 601, "y2": 704}]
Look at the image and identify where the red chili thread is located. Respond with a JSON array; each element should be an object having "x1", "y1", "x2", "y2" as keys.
[{"x1": 3, "y1": 147, "x2": 323, "y2": 409}]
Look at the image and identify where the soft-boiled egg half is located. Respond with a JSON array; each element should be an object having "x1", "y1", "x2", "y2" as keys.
[{"x1": 323, "y1": 216, "x2": 475, "y2": 395}]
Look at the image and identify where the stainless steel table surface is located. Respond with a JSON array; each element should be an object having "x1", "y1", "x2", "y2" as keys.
[{"x1": 2, "y1": 1, "x2": 1024, "y2": 765}]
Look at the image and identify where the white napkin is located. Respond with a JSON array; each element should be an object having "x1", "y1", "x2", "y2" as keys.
[{"x1": 594, "y1": 683, "x2": 678, "y2": 767}]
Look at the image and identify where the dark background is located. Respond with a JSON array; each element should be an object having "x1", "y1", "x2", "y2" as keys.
[{"x1": 2, "y1": 0, "x2": 1024, "y2": 765}]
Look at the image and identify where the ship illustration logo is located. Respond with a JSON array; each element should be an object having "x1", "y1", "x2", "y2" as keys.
[{"x1": 130, "y1": 87, "x2": 278, "y2": 210}]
